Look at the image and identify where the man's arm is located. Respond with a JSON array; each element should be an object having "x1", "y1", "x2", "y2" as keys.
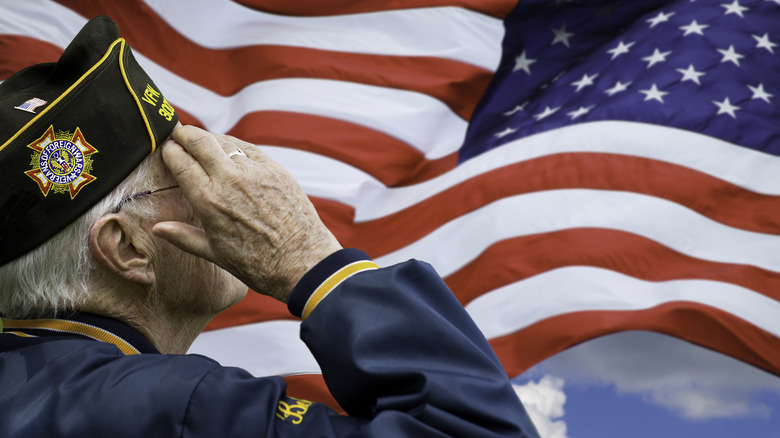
[
  {"x1": 153, "y1": 126, "x2": 540, "y2": 437},
  {"x1": 293, "y1": 249, "x2": 539, "y2": 437}
]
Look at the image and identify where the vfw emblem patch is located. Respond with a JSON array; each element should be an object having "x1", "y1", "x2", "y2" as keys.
[{"x1": 24, "y1": 126, "x2": 97, "y2": 199}]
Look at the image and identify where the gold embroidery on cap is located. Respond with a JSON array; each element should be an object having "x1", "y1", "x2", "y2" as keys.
[
  {"x1": 140, "y1": 83, "x2": 176, "y2": 122},
  {"x1": 158, "y1": 98, "x2": 175, "y2": 122},
  {"x1": 24, "y1": 125, "x2": 97, "y2": 199},
  {"x1": 141, "y1": 84, "x2": 160, "y2": 106}
]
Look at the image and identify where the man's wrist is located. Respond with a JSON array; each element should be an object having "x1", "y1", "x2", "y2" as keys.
[{"x1": 287, "y1": 248, "x2": 378, "y2": 319}]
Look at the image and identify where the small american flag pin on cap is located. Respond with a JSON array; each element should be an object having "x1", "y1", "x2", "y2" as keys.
[{"x1": 14, "y1": 97, "x2": 48, "y2": 114}]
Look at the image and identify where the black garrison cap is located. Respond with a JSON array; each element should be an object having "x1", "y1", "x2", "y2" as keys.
[{"x1": 0, "y1": 15, "x2": 178, "y2": 266}]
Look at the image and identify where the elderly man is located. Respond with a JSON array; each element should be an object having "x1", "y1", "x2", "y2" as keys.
[{"x1": 0, "y1": 16, "x2": 539, "y2": 437}]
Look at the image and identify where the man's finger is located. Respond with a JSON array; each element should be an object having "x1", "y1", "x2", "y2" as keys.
[
  {"x1": 171, "y1": 125, "x2": 232, "y2": 175},
  {"x1": 159, "y1": 139, "x2": 208, "y2": 193},
  {"x1": 219, "y1": 135, "x2": 268, "y2": 164},
  {"x1": 151, "y1": 221, "x2": 215, "y2": 263}
]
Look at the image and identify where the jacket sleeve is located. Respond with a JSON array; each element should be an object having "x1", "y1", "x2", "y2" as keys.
[
  {"x1": 291, "y1": 249, "x2": 539, "y2": 437},
  {"x1": 185, "y1": 249, "x2": 540, "y2": 438}
]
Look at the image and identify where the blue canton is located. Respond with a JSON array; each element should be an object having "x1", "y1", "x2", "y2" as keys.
[{"x1": 461, "y1": 0, "x2": 780, "y2": 162}]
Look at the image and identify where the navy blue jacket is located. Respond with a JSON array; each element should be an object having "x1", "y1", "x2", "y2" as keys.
[{"x1": 0, "y1": 249, "x2": 539, "y2": 437}]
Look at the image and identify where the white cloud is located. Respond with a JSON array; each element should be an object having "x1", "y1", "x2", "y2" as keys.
[
  {"x1": 525, "y1": 331, "x2": 780, "y2": 420},
  {"x1": 646, "y1": 385, "x2": 772, "y2": 420},
  {"x1": 513, "y1": 375, "x2": 568, "y2": 438}
]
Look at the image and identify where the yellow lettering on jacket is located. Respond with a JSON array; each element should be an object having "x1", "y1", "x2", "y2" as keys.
[{"x1": 276, "y1": 398, "x2": 313, "y2": 425}]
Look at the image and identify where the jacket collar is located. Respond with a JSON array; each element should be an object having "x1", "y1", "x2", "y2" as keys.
[{"x1": 0, "y1": 312, "x2": 159, "y2": 355}]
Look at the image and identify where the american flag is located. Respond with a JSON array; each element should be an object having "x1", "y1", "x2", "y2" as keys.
[
  {"x1": 14, "y1": 97, "x2": 47, "y2": 113},
  {"x1": 1, "y1": 0, "x2": 778, "y2": 409}
]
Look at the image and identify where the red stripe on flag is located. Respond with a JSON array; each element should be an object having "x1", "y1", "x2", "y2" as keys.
[
  {"x1": 228, "y1": 111, "x2": 459, "y2": 186},
  {"x1": 445, "y1": 228, "x2": 780, "y2": 306},
  {"x1": 233, "y1": 0, "x2": 518, "y2": 19},
  {"x1": 0, "y1": 35, "x2": 63, "y2": 79},
  {"x1": 490, "y1": 303, "x2": 780, "y2": 378}
]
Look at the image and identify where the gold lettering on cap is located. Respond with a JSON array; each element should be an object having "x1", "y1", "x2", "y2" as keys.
[
  {"x1": 142, "y1": 84, "x2": 161, "y2": 106},
  {"x1": 159, "y1": 98, "x2": 175, "y2": 122}
]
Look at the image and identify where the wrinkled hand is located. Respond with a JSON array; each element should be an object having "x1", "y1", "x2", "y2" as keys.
[{"x1": 151, "y1": 125, "x2": 342, "y2": 302}]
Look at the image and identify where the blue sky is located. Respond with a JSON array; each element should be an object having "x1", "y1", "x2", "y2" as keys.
[
  {"x1": 511, "y1": 331, "x2": 780, "y2": 438},
  {"x1": 559, "y1": 384, "x2": 779, "y2": 438}
]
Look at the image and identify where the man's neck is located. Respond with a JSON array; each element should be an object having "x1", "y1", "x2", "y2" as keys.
[
  {"x1": 132, "y1": 314, "x2": 209, "y2": 354},
  {"x1": 81, "y1": 287, "x2": 213, "y2": 355}
]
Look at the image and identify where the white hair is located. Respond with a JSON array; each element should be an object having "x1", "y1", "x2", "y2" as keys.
[{"x1": 0, "y1": 156, "x2": 160, "y2": 319}]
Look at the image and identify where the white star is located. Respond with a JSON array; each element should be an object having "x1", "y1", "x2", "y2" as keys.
[
  {"x1": 646, "y1": 11, "x2": 675, "y2": 28},
  {"x1": 514, "y1": 50, "x2": 537, "y2": 74},
  {"x1": 605, "y1": 80, "x2": 632, "y2": 96},
  {"x1": 721, "y1": 0, "x2": 749, "y2": 17},
  {"x1": 748, "y1": 83, "x2": 773, "y2": 103},
  {"x1": 503, "y1": 101, "x2": 529, "y2": 116},
  {"x1": 639, "y1": 84, "x2": 669, "y2": 103},
  {"x1": 717, "y1": 45, "x2": 744, "y2": 66},
  {"x1": 606, "y1": 41, "x2": 635, "y2": 59},
  {"x1": 766, "y1": 0, "x2": 780, "y2": 4},
  {"x1": 752, "y1": 33, "x2": 777, "y2": 54},
  {"x1": 533, "y1": 106, "x2": 561, "y2": 121},
  {"x1": 712, "y1": 97, "x2": 740, "y2": 118},
  {"x1": 494, "y1": 127, "x2": 518, "y2": 139},
  {"x1": 567, "y1": 106, "x2": 594, "y2": 120},
  {"x1": 676, "y1": 64, "x2": 706, "y2": 85},
  {"x1": 570, "y1": 73, "x2": 599, "y2": 92},
  {"x1": 642, "y1": 48, "x2": 672, "y2": 68},
  {"x1": 551, "y1": 24, "x2": 575, "y2": 47},
  {"x1": 679, "y1": 20, "x2": 709, "y2": 36}
]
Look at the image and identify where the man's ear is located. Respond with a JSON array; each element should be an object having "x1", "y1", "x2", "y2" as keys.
[{"x1": 89, "y1": 214, "x2": 155, "y2": 286}]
